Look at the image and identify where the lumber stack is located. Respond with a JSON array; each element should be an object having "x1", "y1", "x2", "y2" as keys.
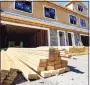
[
  {"x1": 0, "y1": 70, "x2": 9, "y2": 84},
  {"x1": 1, "y1": 68, "x2": 27, "y2": 85},
  {"x1": 40, "y1": 48, "x2": 69, "y2": 78},
  {"x1": 2, "y1": 69, "x2": 19, "y2": 85},
  {"x1": 46, "y1": 48, "x2": 61, "y2": 70},
  {"x1": 47, "y1": 48, "x2": 68, "y2": 70},
  {"x1": 1, "y1": 47, "x2": 70, "y2": 82},
  {"x1": 69, "y1": 46, "x2": 88, "y2": 55}
]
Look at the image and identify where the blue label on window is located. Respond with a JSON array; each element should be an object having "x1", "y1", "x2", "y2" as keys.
[
  {"x1": 15, "y1": 1, "x2": 32, "y2": 13},
  {"x1": 80, "y1": 19, "x2": 86, "y2": 27},
  {"x1": 78, "y1": 5, "x2": 83, "y2": 12},
  {"x1": 70, "y1": 15, "x2": 77, "y2": 24},
  {"x1": 44, "y1": 7, "x2": 55, "y2": 19}
]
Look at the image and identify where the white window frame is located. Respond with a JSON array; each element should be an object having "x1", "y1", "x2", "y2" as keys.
[
  {"x1": 43, "y1": 5, "x2": 57, "y2": 20},
  {"x1": 67, "y1": 32, "x2": 75, "y2": 46},
  {"x1": 13, "y1": 0, "x2": 33, "y2": 14},
  {"x1": 57, "y1": 30, "x2": 67, "y2": 46},
  {"x1": 68, "y1": 14, "x2": 77, "y2": 25}
]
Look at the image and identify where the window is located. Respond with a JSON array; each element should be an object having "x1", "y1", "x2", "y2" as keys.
[
  {"x1": 15, "y1": 1, "x2": 32, "y2": 13},
  {"x1": 69, "y1": 15, "x2": 77, "y2": 25},
  {"x1": 44, "y1": 7, "x2": 55, "y2": 19},
  {"x1": 78, "y1": 4, "x2": 83, "y2": 12},
  {"x1": 80, "y1": 19, "x2": 86, "y2": 27}
]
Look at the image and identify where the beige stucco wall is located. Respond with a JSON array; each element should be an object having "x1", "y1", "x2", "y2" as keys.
[
  {"x1": 1, "y1": 1, "x2": 88, "y2": 29},
  {"x1": 74, "y1": 2, "x2": 87, "y2": 15}
]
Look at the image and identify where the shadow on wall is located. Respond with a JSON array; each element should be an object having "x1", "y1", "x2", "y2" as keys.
[{"x1": 68, "y1": 65, "x2": 84, "y2": 74}]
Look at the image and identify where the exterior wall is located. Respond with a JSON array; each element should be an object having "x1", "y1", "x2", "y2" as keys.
[
  {"x1": 50, "y1": 29, "x2": 58, "y2": 46},
  {"x1": 74, "y1": 2, "x2": 87, "y2": 15},
  {"x1": 66, "y1": 4, "x2": 74, "y2": 10},
  {"x1": 1, "y1": 1, "x2": 88, "y2": 29}
]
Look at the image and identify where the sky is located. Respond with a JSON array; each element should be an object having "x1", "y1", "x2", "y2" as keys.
[
  {"x1": 54, "y1": 1, "x2": 88, "y2": 9},
  {"x1": 53, "y1": 1, "x2": 89, "y2": 15}
]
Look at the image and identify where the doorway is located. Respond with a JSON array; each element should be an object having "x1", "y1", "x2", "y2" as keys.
[
  {"x1": 59, "y1": 31, "x2": 66, "y2": 46},
  {"x1": 80, "y1": 35, "x2": 89, "y2": 46},
  {"x1": 67, "y1": 32, "x2": 73, "y2": 46}
]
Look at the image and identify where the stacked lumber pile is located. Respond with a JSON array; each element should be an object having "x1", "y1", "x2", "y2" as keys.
[
  {"x1": 69, "y1": 46, "x2": 88, "y2": 55},
  {"x1": 0, "y1": 70, "x2": 9, "y2": 84},
  {"x1": 1, "y1": 47, "x2": 70, "y2": 83},
  {"x1": 1, "y1": 69, "x2": 27, "y2": 85},
  {"x1": 40, "y1": 48, "x2": 69, "y2": 78},
  {"x1": 60, "y1": 49, "x2": 72, "y2": 58},
  {"x1": 2, "y1": 69, "x2": 20, "y2": 85},
  {"x1": 1, "y1": 50, "x2": 27, "y2": 85}
]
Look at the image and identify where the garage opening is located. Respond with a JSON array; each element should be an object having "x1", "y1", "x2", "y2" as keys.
[
  {"x1": 0, "y1": 24, "x2": 48, "y2": 48},
  {"x1": 81, "y1": 35, "x2": 89, "y2": 46}
]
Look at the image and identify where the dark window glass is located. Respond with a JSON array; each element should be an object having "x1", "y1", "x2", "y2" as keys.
[
  {"x1": 68, "y1": 33, "x2": 72, "y2": 46},
  {"x1": 80, "y1": 19, "x2": 86, "y2": 27},
  {"x1": 69, "y1": 15, "x2": 77, "y2": 25},
  {"x1": 44, "y1": 7, "x2": 55, "y2": 19},
  {"x1": 15, "y1": 1, "x2": 32, "y2": 13},
  {"x1": 78, "y1": 5, "x2": 83, "y2": 12}
]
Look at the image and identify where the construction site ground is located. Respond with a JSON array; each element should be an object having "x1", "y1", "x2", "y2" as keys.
[{"x1": 17, "y1": 54, "x2": 89, "y2": 85}]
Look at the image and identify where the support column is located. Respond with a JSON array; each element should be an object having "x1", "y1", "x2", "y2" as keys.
[
  {"x1": 50, "y1": 29, "x2": 58, "y2": 46},
  {"x1": 74, "y1": 32, "x2": 81, "y2": 46},
  {"x1": 65, "y1": 32, "x2": 69, "y2": 46}
]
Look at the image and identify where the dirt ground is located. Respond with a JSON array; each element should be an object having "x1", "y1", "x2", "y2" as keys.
[{"x1": 17, "y1": 54, "x2": 89, "y2": 85}]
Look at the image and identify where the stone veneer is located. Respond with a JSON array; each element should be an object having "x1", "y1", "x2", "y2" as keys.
[
  {"x1": 74, "y1": 32, "x2": 81, "y2": 46},
  {"x1": 50, "y1": 29, "x2": 58, "y2": 46},
  {"x1": 50, "y1": 30, "x2": 82, "y2": 46},
  {"x1": 65, "y1": 32, "x2": 69, "y2": 46}
]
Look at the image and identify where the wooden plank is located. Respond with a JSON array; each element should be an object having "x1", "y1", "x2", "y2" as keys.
[
  {"x1": 2, "y1": 80, "x2": 13, "y2": 85},
  {"x1": 47, "y1": 66, "x2": 55, "y2": 70},
  {"x1": 9, "y1": 50, "x2": 48, "y2": 63},
  {"x1": 0, "y1": 70, "x2": 9, "y2": 84},
  {"x1": 61, "y1": 60, "x2": 68, "y2": 67},
  {"x1": 41, "y1": 71, "x2": 52, "y2": 78},
  {"x1": 54, "y1": 56, "x2": 61, "y2": 61},
  {"x1": 50, "y1": 70, "x2": 59, "y2": 76},
  {"x1": 56, "y1": 68, "x2": 66, "y2": 74},
  {"x1": 54, "y1": 64, "x2": 62, "y2": 69},
  {"x1": 7, "y1": 51, "x2": 45, "y2": 72},
  {"x1": 6, "y1": 51, "x2": 39, "y2": 80},
  {"x1": 54, "y1": 60, "x2": 61, "y2": 65},
  {"x1": 12, "y1": 51, "x2": 48, "y2": 64},
  {"x1": 47, "y1": 61, "x2": 54, "y2": 66},
  {"x1": 64, "y1": 67, "x2": 70, "y2": 72},
  {"x1": 1, "y1": 50, "x2": 11, "y2": 71}
]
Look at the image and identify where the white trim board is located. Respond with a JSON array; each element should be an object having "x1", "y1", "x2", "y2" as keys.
[
  {"x1": 1, "y1": 10, "x2": 88, "y2": 33},
  {"x1": 80, "y1": 34, "x2": 89, "y2": 36},
  {"x1": 1, "y1": 20, "x2": 51, "y2": 46}
]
